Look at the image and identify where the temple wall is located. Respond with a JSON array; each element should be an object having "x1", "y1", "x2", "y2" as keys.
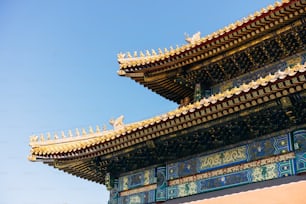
[
  {"x1": 183, "y1": 180, "x2": 306, "y2": 204},
  {"x1": 108, "y1": 129, "x2": 306, "y2": 204}
]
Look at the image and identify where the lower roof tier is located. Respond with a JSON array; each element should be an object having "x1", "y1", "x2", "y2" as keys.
[{"x1": 29, "y1": 62, "x2": 306, "y2": 184}]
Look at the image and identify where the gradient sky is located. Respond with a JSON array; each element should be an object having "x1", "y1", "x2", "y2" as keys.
[{"x1": 0, "y1": 1, "x2": 276, "y2": 203}]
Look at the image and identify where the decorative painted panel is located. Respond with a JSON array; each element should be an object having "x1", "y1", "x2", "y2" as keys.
[
  {"x1": 248, "y1": 134, "x2": 291, "y2": 160},
  {"x1": 167, "y1": 181, "x2": 198, "y2": 199},
  {"x1": 167, "y1": 133, "x2": 291, "y2": 181},
  {"x1": 248, "y1": 139, "x2": 274, "y2": 160},
  {"x1": 295, "y1": 153, "x2": 306, "y2": 173},
  {"x1": 197, "y1": 146, "x2": 247, "y2": 173},
  {"x1": 198, "y1": 170, "x2": 251, "y2": 193},
  {"x1": 105, "y1": 172, "x2": 114, "y2": 190},
  {"x1": 130, "y1": 172, "x2": 144, "y2": 189},
  {"x1": 178, "y1": 158, "x2": 197, "y2": 178},
  {"x1": 293, "y1": 129, "x2": 306, "y2": 153},
  {"x1": 178, "y1": 181, "x2": 198, "y2": 198},
  {"x1": 167, "y1": 186, "x2": 178, "y2": 200},
  {"x1": 278, "y1": 159, "x2": 295, "y2": 177},
  {"x1": 293, "y1": 129, "x2": 306, "y2": 174},
  {"x1": 118, "y1": 190, "x2": 155, "y2": 204},
  {"x1": 252, "y1": 163, "x2": 278, "y2": 182},
  {"x1": 167, "y1": 163, "x2": 179, "y2": 180},
  {"x1": 156, "y1": 167, "x2": 167, "y2": 202},
  {"x1": 167, "y1": 158, "x2": 295, "y2": 200},
  {"x1": 274, "y1": 134, "x2": 293, "y2": 153},
  {"x1": 167, "y1": 158, "x2": 197, "y2": 180},
  {"x1": 109, "y1": 190, "x2": 118, "y2": 204},
  {"x1": 118, "y1": 168, "x2": 155, "y2": 191},
  {"x1": 108, "y1": 179, "x2": 119, "y2": 204}
]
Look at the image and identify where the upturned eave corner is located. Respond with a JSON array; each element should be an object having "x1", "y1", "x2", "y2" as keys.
[
  {"x1": 28, "y1": 154, "x2": 37, "y2": 162},
  {"x1": 117, "y1": 69, "x2": 126, "y2": 76}
]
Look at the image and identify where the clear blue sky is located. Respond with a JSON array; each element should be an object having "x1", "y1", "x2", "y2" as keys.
[{"x1": 0, "y1": 1, "x2": 276, "y2": 203}]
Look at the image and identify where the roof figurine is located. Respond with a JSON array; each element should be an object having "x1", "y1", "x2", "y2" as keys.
[
  {"x1": 185, "y1": 32, "x2": 201, "y2": 44},
  {"x1": 109, "y1": 115, "x2": 124, "y2": 130}
]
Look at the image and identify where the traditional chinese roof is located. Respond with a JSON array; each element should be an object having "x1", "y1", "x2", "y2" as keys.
[
  {"x1": 29, "y1": 0, "x2": 306, "y2": 185},
  {"x1": 117, "y1": 0, "x2": 305, "y2": 103},
  {"x1": 28, "y1": 63, "x2": 306, "y2": 184}
]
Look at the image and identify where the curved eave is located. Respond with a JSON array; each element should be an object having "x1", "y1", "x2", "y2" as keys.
[
  {"x1": 118, "y1": 0, "x2": 305, "y2": 103},
  {"x1": 131, "y1": 76, "x2": 193, "y2": 104},
  {"x1": 46, "y1": 160, "x2": 105, "y2": 184},
  {"x1": 29, "y1": 63, "x2": 306, "y2": 161}
]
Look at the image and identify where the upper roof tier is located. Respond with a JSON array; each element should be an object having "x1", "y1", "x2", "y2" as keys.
[{"x1": 117, "y1": 0, "x2": 305, "y2": 103}]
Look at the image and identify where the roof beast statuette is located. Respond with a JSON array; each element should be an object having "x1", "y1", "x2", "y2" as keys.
[{"x1": 109, "y1": 115, "x2": 125, "y2": 130}]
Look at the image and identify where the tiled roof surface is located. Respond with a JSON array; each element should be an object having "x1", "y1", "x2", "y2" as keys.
[{"x1": 29, "y1": 62, "x2": 306, "y2": 160}]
